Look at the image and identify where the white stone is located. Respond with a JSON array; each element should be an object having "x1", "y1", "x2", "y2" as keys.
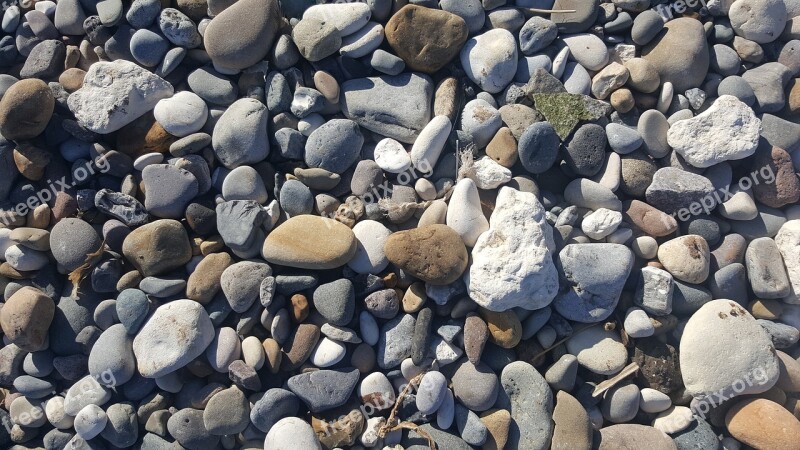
[
  {"x1": 624, "y1": 307, "x2": 654, "y2": 338},
  {"x1": 133, "y1": 152, "x2": 164, "y2": 171},
  {"x1": 303, "y1": 2, "x2": 371, "y2": 36},
  {"x1": 636, "y1": 266, "x2": 674, "y2": 315},
  {"x1": 358, "y1": 371, "x2": 395, "y2": 409},
  {"x1": 241, "y1": 336, "x2": 264, "y2": 370},
  {"x1": 153, "y1": 91, "x2": 208, "y2": 137},
  {"x1": 667, "y1": 95, "x2": 761, "y2": 168},
  {"x1": 446, "y1": 178, "x2": 489, "y2": 247},
  {"x1": 132, "y1": 300, "x2": 215, "y2": 378},
  {"x1": 460, "y1": 28, "x2": 518, "y2": 94},
  {"x1": 632, "y1": 236, "x2": 658, "y2": 259},
  {"x1": 430, "y1": 336, "x2": 462, "y2": 365},
  {"x1": 718, "y1": 188, "x2": 759, "y2": 221},
  {"x1": 591, "y1": 62, "x2": 629, "y2": 100},
  {"x1": 340, "y1": 21, "x2": 384, "y2": 58},
  {"x1": 639, "y1": 388, "x2": 672, "y2": 414},
  {"x1": 67, "y1": 60, "x2": 174, "y2": 134},
  {"x1": 652, "y1": 406, "x2": 694, "y2": 434},
  {"x1": 729, "y1": 0, "x2": 787, "y2": 44},
  {"x1": 0, "y1": 228, "x2": 12, "y2": 261},
  {"x1": 4, "y1": 245, "x2": 48, "y2": 271},
  {"x1": 581, "y1": 208, "x2": 622, "y2": 240},
  {"x1": 361, "y1": 416, "x2": 385, "y2": 447},
  {"x1": 348, "y1": 220, "x2": 392, "y2": 274},
  {"x1": 566, "y1": 324, "x2": 628, "y2": 375},
  {"x1": 776, "y1": 220, "x2": 800, "y2": 304},
  {"x1": 469, "y1": 156, "x2": 512, "y2": 189},
  {"x1": 679, "y1": 299, "x2": 779, "y2": 399},
  {"x1": 409, "y1": 115, "x2": 452, "y2": 172},
  {"x1": 461, "y1": 99, "x2": 502, "y2": 149},
  {"x1": 310, "y1": 337, "x2": 347, "y2": 368},
  {"x1": 74, "y1": 404, "x2": 107, "y2": 440},
  {"x1": 593, "y1": 151, "x2": 621, "y2": 192},
  {"x1": 264, "y1": 417, "x2": 322, "y2": 450},
  {"x1": 466, "y1": 187, "x2": 559, "y2": 311},
  {"x1": 374, "y1": 138, "x2": 411, "y2": 173},
  {"x1": 657, "y1": 81, "x2": 673, "y2": 113},
  {"x1": 44, "y1": 396, "x2": 74, "y2": 429},
  {"x1": 562, "y1": 33, "x2": 610, "y2": 71}
]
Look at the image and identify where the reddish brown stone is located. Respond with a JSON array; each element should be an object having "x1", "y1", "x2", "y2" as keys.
[
  {"x1": 753, "y1": 146, "x2": 800, "y2": 208},
  {"x1": 280, "y1": 323, "x2": 320, "y2": 371},
  {"x1": 385, "y1": 5, "x2": 468, "y2": 74},
  {"x1": 116, "y1": 112, "x2": 177, "y2": 158},
  {"x1": 623, "y1": 200, "x2": 678, "y2": 237}
]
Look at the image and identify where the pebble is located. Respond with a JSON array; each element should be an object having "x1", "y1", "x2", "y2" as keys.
[
  {"x1": 725, "y1": 398, "x2": 800, "y2": 449},
  {"x1": 132, "y1": 300, "x2": 215, "y2": 378},
  {"x1": 265, "y1": 417, "x2": 322, "y2": 450},
  {"x1": 657, "y1": 235, "x2": 710, "y2": 284},
  {"x1": 562, "y1": 33, "x2": 610, "y2": 71},
  {"x1": 0, "y1": 286, "x2": 54, "y2": 351},
  {"x1": 153, "y1": 91, "x2": 207, "y2": 138},
  {"x1": 642, "y1": 18, "x2": 709, "y2": 92},
  {"x1": 74, "y1": 404, "x2": 107, "y2": 440},
  {"x1": 384, "y1": 5, "x2": 468, "y2": 74},
  {"x1": 566, "y1": 325, "x2": 628, "y2": 375},
  {"x1": 377, "y1": 314, "x2": 415, "y2": 369},
  {"x1": 500, "y1": 361, "x2": 553, "y2": 450},
  {"x1": 0, "y1": 79, "x2": 54, "y2": 140},
  {"x1": 68, "y1": 60, "x2": 173, "y2": 134},
  {"x1": 460, "y1": 29, "x2": 517, "y2": 94},
  {"x1": 555, "y1": 243, "x2": 634, "y2": 323},
  {"x1": 287, "y1": 368, "x2": 360, "y2": 413},
  {"x1": 262, "y1": 215, "x2": 356, "y2": 270},
  {"x1": 384, "y1": 225, "x2": 468, "y2": 285},
  {"x1": 680, "y1": 300, "x2": 779, "y2": 399},
  {"x1": 417, "y1": 371, "x2": 448, "y2": 415},
  {"x1": 729, "y1": 0, "x2": 787, "y2": 44},
  {"x1": 212, "y1": 98, "x2": 269, "y2": 169}
]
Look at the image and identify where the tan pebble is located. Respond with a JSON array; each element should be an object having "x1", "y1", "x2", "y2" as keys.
[
  {"x1": 262, "y1": 338, "x2": 282, "y2": 374},
  {"x1": 750, "y1": 299, "x2": 783, "y2": 320},
  {"x1": 486, "y1": 127, "x2": 518, "y2": 168},
  {"x1": 27, "y1": 204, "x2": 50, "y2": 229},
  {"x1": 479, "y1": 309, "x2": 522, "y2": 349},
  {"x1": 480, "y1": 408, "x2": 511, "y2": 450},
  {"x1": 610, "y1": 88, "x2": 635, "y2": 113},
  {"x1": 291, "y1": 294, "x2": 309, "y2": 322},
  {"x1": 402, "y1": 282, "x2": 427, "y2": 313},
  {"x1": 186, "y1": 252, "x2": 233, "y2": 304},
  {"x1": 726, "y1": 398, "x2": 800, "y2": 450},
  {"x1": 13, "y1": 143, "x2": 51, "y2": 181}
]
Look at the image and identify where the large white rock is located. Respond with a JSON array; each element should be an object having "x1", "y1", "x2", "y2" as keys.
[
  {"x1": 446, "y1": 178, "x2": 489, "y2": 247},
  {"x1": 132, "y1": 300, "x2": 215, "y2": 378},
  {"x1": 67, "y1": 60, "x2": 174, "y2": 134},
  {"x1": 460, "y1": 28, "x2": 518, "y2": 94},
  {"x1": 679, "y1": 299, "x2": 779, "y2": 400},
  {"x1": 776, "y1": 220, "x2": 800, "y2": 304},
  {"x1": 466, "y1": 187, "x2": 558, "y2": 311},
  {"x1": 667, "y1": 95, "x2": 761, "y2": 168}
]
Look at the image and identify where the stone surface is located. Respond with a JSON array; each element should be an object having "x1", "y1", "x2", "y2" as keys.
[
  {"x1": 667, "y1": 96, "x2": 760, "y2": 168},
  {"x1": 680, "y1": 299, "x2": 779, "y2": 399},
  {"x1": 67, "y1": 60, "x2": 173, "y2": 133},
  {"x1": 384, "y1": 225, "x2": 469, "y2": 285},
  {"x1": 500, "y1": 361, "x2": 553, "y2": 450},
  {"x1": 203, "y1": 0, "x2": 280, "y2": 71},
  {"x1": 467, "y1": 187, "x2": 558, "y2": 312},
  {"x1": 384, "y1": 5, "x2": 467, "y2": 74},
  {"x1": 726, "y1": 398, "x2": 800, "y2": 450},
  {"x1": 641, "y1": 18, "x2": 709, "y2": 92},
  {"x1": 262, "y1": 215, "x2": 357, "y2": 270}
]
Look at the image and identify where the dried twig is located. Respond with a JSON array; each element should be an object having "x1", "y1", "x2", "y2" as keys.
[
  {"x1": 518, "y1": 8, "x2": 577, "y2": 13},
  {"x1": 378, "y1": 372, "x2": 436, "y2": 450}
]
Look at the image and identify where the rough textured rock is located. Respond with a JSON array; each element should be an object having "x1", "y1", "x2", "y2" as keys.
[
  {"x1": 667, "y1": 96, "x2": 761, "y2": 168},
  {"x1": 680, "y1": 300, "x2": 779, "y2": 399},
  {"x1": 776, "y1": 220, "x2": 800, "y2": 304},
  {"x1": 499, "y1": 361, "x2": 553, "y2": 450},
  {"x1": 67, "y1": 60, "x2": 174, "y2": 133},
  {"x1": 467, "y1": 187, "x2": 558, "y2": 312},
  {"x1": 384, "y1": 5, "x2": 468, "y2": 74},
  {"x1": 384, "y1": 225, "x2": 469, "y2": 285}
]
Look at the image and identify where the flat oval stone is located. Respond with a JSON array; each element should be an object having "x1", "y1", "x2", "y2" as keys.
[
  {"x1": 565, "y1": 324, "x2": 628, "y2": 375},
  {"x1": 384, "y1": 4, "x2": 468, "y2": 74},
  {"x1": 203, "y1": 0, "x2": 281, "y2": 72},
  {"x1": 384, "y1": 224, "x2": 468, "y2": 285},
  {"x1": 262, "y1": 216, "x2": 357, "y2": 270},
  {"x1": 597, "y1": 424, "x2": 676, "y2": 450},
  {"x1": 642, "y1": 17, "x2": 709, "y2": 92}
]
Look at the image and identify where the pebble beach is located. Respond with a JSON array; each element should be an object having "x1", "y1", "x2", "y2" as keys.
[{"x1": 0, "y1": 0, "x2": 799, "y2": 449}]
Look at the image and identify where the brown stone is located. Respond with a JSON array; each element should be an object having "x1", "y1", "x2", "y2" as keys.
[
  {"x1": 786, "y1": 78, "x2": 800, "y2": 117},
  {"x1": 291, "y1": 294, "x2": 309, "y2": 323},
  {"x1": 498, "y1": 104, "x2": 540, "y2": 139},
  {"x1": 0, "y1": 287, "x2": 54, "y2": 351},
  {"x1": 552, "y1": 391, "x2": 593, "y2": 450},
  {"x1": 479, "y1": 309, "x2": 522, "y2": 349},
  {"x1": 620, "y1": 151, "x2": 658, "y2": 198},
  {"x1": 641, "y1": 17, "x2": 710, "y2": 92},
  {"x1": 350, "y1": 343, "x2": 375, "y2": 373},
  {"x1": 464, "y1": 313, "x2": 488, "y2": 364},
  {"x1": 27, "y1": 204, "x2": 50, "y2": 229},
  {"x1": 9, "y1": 228, "x2": 50, "y2": 251},
  {"x1": 117, "y1": 270, "x2": 142, "y2": 291},
  {"x1": 313, "y1": 70, "x2": 339, "y2": 104},
  {"x1": 657, "y1": 235, "x2": 710, "y2": 284},
  {"x1": 623, "y1": 200, "x2": 678, "y2": 237},
  {"x1": 776, "y1": 350, "x2": 800, "y2": 393},
  {"x1": 262, "y1": 338, "x2": 281, "y2": 374},
  {"x1": 0, "y1": 263, "x2": 32, "y2": 280},
  {"x1": 434, "y1": 76, "x2": 463, "y2": 123},
  {"x1": 610, "y1": 88, "x2": 635, "y2": 113},
  {"x1": 262, "y1": 215, "x2": 357, "y2": 270},
  {"x1": 402, "y1": 282, "x2": 427, "y2": 313},
  {"x1": 58, "y1": 68, "x2": 86, "y2": 92},
  {"x1": 385, "y1": 5, "x2": 468, "y2": 74},
  {"x1": 13, "y1": 143, "x2": 50, "y2": 181},
  {"x1": 480, "y1": 408, "x2": 511, "y2": 450},
  {"x1": 486, "y1": 127, "x2": 518, "y2": 168},
  {"x1": 597, "y1": 424, "x2": 676, "y2": 450},
  {"x1": 384, "y1": 224, "x2": 468, "y2": 285},
  {"x1": 0, "y1": 79, "x2": 54, "y2": 141},
  {"x1": 750, "y1": 298, "x2": 784, "y2": 319},
  {"x1": 122, "y1": 219, "x2": 193, "y2": 277},
  {"x1": 280, "y1": 323, "x2": 320, "y2": 371},
  {"x1": 726, "y1": 398, "x2": 800, "y2": 450},
  {"x1": 116, "y1": 112, "x2": 177, "y2": 158},
  {"x1": 186, "y1": 252, "x2": 233, "y2": 304},
  {"x1": 752, "y1": 146, "x2": 800, "y2": 208}
]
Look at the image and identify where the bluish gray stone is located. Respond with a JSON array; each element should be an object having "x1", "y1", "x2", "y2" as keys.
[
  {"x1": 287, "y1": 368, "x2": 360, "y2": 413},
  {"x1": 304, "y1": 119, "x2": 363, "y2": 173}
]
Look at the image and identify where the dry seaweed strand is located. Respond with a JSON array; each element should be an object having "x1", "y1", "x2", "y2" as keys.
[
  {"x1": 68, "y1": 239, "x2": 107, "y2": 296},
  {"x1": 377, "y1": 372, "x2": 436, "y2": 450}
]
